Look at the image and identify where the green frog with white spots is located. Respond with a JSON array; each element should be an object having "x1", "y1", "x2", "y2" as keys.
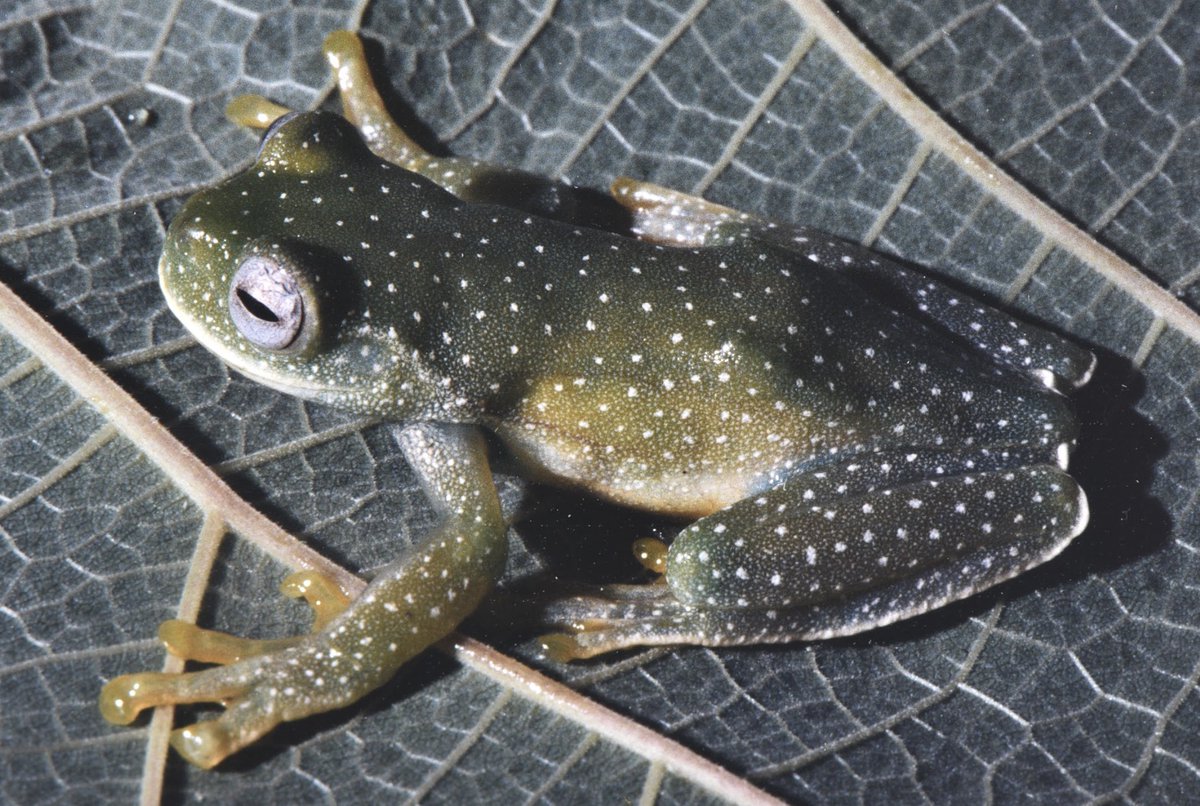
[{"x1": 99, "y1": 31, "x2": 1094, "y2": 768}]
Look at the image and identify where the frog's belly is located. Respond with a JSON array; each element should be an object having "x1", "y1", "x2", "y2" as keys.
[{"x1": 496, "y1": 423, "x2": 774, "y2": 519}]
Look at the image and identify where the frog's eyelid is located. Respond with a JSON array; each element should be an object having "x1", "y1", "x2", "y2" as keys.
[{"x1": 258, "y1": 111, "x2": 302, "y2": 154}]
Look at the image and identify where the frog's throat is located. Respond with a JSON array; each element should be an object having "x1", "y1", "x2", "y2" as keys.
[{"x1": 163, "y1": 285, "x2": 354, "y2": 405}]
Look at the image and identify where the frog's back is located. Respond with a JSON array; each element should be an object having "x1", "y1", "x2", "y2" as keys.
[{"x1": 418, "y1": 208, "x2": 1073, "y2": 516}]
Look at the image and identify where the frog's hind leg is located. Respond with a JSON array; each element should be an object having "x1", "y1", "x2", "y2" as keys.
[
  {"x1": 539, "y1": 447, "x2": 1087, "y2": 660},
  {"x1": 610, "y1": 177, "x2": 1095, "y2": 391}
]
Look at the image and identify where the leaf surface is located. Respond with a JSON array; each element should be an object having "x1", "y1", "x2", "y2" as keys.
[{"x1": 1, "y1": 0, "x2": 1196, "y2": 802}]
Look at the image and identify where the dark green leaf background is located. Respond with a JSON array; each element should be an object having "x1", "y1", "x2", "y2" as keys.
[{"x1": 2, "y1": 0, "x2": 1197, "y2": 802}]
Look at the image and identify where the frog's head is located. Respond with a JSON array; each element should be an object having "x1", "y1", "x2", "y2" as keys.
[{"x1": 159, "y1": 112, "x2": 451, "y2": 417}]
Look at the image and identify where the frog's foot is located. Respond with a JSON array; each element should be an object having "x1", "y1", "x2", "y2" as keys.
[
  {"x1": 537, "y1": 583, "x2": 701, "y2": 661},
  {"x1": 98, "y1": 547, "x2": 485, "y2": 769},
  {"x1": 99, "y1": 424, "x2": 509, "y2": 769},
  {"x1": 537, "y1": 582, "x2": 812, "y2": 661},
  {"x1": 98, "y1": 571, "x2": 353, "y2": 767},
  {"x1": 610, "y1": 177, "x2": 748, "y2": 249}
]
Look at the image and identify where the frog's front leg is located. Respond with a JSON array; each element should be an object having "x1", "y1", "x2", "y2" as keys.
[
  {"x1": 224, "y1": 33, "x2": 483, "y2": 191},
  {"x1": 611, "y1": 177, "x2": 1095, "y2": 391},
  {"x1": 541, "y1": 448, "x2": 1087, "y2": 660},
  {"x1": 228, "y1": 31, "x2": 583, "y2": 218},
  {"x1": 99, "y1": 423, "x2": 506, "y2": 768},
  {"x1": 322, "y1": 30, "x2": 587, "y2": 218}
]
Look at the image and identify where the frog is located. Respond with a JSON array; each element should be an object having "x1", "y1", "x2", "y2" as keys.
[{"x1": 99, "y1": 31, "x2": 1094, "y2": 769}]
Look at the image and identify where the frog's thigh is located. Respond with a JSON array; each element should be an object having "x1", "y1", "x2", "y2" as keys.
[
  {"x1": 805, "y1": 237, "x2": 1096, "y2": 390},
  {"x1": 666, "y1": 461, "x2": 1087, "y2": 640}
]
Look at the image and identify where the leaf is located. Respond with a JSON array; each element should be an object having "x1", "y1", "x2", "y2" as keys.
[{"x1": 1, "y1": 0, "x2": 1196, "y2": 802}]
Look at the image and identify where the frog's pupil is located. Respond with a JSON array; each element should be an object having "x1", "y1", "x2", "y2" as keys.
[{"x1": 237, "y1": 288, "x2": 280, "y2": 323}]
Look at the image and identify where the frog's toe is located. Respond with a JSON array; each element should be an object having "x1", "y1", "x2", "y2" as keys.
[
  {"x1": 536, "y1": 608, "x2": 721, "y2": 661},
  {"x1": 225, "y1": 94, "x2": 293, "y2": 129},
  {"x1": 610, "y1": 177, "x2": 748, "y2": 248},
  {"x1": 155, "y1": 571, "x2": 352, "y2": 665},
  {"x1": 171, "y1": 718, "x2": 242, "y2": 770},
  {"x1": 536, "y1": 583, "x2": 706, "y2": 660},
  {"x1": 168, "y1": 682, "x2": 286, "y2": 769},
  {"x1": 98, "y1": 666, "x2": 253, "y2": 728},
  {"x1": 157, "y1": 620, "x2": 302, "y2": 665},
  {"x1": 278, "y1": 570, "x2": 352, "y2": 631},
  {"x1": 99, "y1": 672, "x2": 172, "y2": 725},
  {"x1": 99, "y1": 664, "x2": 289, "y2": 768},
  {"x1": 538, "y1": 631, "x2": 593, "y2": 663},
  {"x1": 631, "y1": 537, "x2": 669, "y2": 575},
  {"x1": 538, "y1": 622, "x2": 680, "y2": 662}
]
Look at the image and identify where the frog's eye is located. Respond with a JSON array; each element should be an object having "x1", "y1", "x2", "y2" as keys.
[
  {"x1": 229, "y1": 253, "x2": 308, "y2": 350},
  {"x1": 258, "y1": 111, "x2": 301, "y2": 155}
]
